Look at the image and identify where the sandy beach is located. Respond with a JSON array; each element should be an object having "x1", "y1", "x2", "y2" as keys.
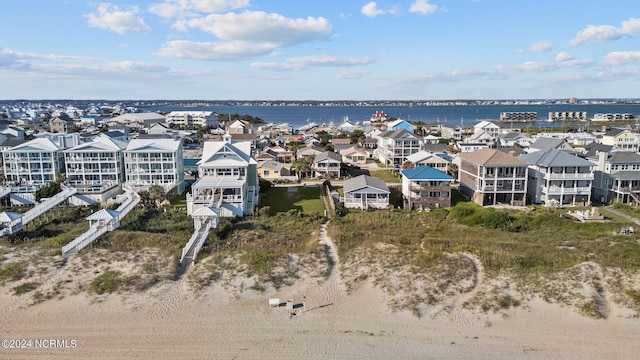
[{"x1": 2, "y1": 225, "x2": 640, "y2": 360}]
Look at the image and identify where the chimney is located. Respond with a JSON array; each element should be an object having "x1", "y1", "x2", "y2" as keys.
[{"x1": 223, "y1": 131, "x2": 232, "y2": 144}]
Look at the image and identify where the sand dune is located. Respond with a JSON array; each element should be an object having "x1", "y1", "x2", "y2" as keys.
[{"x1": 2, "y1": 229, "x2": 640, "y2": 359}]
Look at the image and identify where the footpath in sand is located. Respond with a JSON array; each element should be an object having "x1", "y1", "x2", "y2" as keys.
[{"x1": 2, "y1": 227, "x2": 640, "y2": 359}]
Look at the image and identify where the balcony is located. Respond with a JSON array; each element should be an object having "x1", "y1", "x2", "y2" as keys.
[
  {"x1": 543, "y1": 172, "x2": 594, "y2": 180},
  {"x1": 484, "y1": 185, "x2": 526, "y2": 192},
  {"x1": 542, "y1": 186, "x2": 591, "y2": 195}
]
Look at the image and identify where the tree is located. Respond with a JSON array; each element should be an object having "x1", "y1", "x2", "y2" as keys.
[
  {"x1": 139, "y1": 185, "x2": 170, "y2": 209},
  {"x1": 447, "y1": 163, "x2": 459, "y2": 179},
  {"x1": 349, "y1": 130, "x2": 365, "y2": 144},
  {"x1": 402, "y1": 160, "x2": 414, "y2": 169},
  {"x1": 292, "y1": 159, "x2": 312, "y2": 179}
]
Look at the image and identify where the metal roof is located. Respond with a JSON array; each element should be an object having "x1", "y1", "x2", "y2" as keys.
[
  {"x1": 342, "y1": 175, "x2": 390, "y2": 193},
  {"x1": 401, "y1": 165, "x2": 453, "y2": 180},
  {"x1": 518, "y1": 148, "x2": 594, "y2": 167}
]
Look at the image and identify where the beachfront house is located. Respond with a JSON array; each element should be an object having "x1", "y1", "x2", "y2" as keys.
[
  {"x1": 401, "y1": 166, "x2": 454, "y2": 210},
  {"x1": 124, "y1": 138, "x2": 185, "y2": 194},
  {"x1": 341, "y1": 174, "x2": 390, "y2": 210},
  {"x1": 458, "y1": 148, "x2": 528, "y2": 206},
  {"x1": 186, "y1": 134, "x2": 259, "y2": 217},
  {"x1": 518, "y1": 148, "x2": 594, "y2": 207},
  {"x1": 64, "y1": 134, "x2": 127, "y2": 202},
  {"x1": 592, "y1": 151, "x2": 640, "y2": 204},
  {"x1": 2, "y1": 137, "x2": 65, "y2": 189}
]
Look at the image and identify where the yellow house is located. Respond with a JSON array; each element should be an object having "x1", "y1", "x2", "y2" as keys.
[
  {"x1": 258, "y1": 160, "x2": 292, "y2": 180},
  {"x1": 602, "y1": 128, "x2": 638, "y2": 152}
]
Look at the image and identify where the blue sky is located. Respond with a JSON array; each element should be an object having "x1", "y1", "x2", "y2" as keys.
[{"x1": 1, "y1": 0, "x2": 639, "y2": 100}]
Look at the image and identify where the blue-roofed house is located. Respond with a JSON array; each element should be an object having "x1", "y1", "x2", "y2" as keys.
[
  {"x1": 387, "y1": 119, "x2": 415, "y2": 133},
  {"x1": 342, "y1": 174, "x2": 390, "y2": 210},
  {"x1": 518, "y1": 148, "x2": 594, "y2": 207},
  {"x1": 401, "y1": 166, "x2": 454, "y2": 210}
]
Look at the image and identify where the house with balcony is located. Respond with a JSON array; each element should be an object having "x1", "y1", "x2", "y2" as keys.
[
  {"x1": 405, "y1": 150, "x2": 449, "y2": 172},
  {"x1": 401, "y1": 166, "x2": 454, "y2": 210},
  {"x1": 2, "y1": 137, "x2": 65, "y2": 190},
  {"x1": 602, "y1": 128, "x2": 639, "y2": 152},
  {"x1": 186, "y1": 134, "x2": 259, "y2": 217},
  {"x1": 64, "y1": 134, "x2": 127, "y2": 202},
  {"x1": 124, "y1": 138, "x2": 185, "y2": 194},
  {"x1": 458, "y1": 148, "x2": 528, "y2": 206},
  {"x1": 592, "y1": 151, "x2": 640, "y2": 204},
  {"x1": 518, "y1": 148, "x2": 594, "y2": 207},
  {"x1": 341, "y1": 175, "x2": 390, "y2": 210},
  {"x1": 473, "y1": 121, "x2": 500, "y2": 138},
  {"x1": 312, "y1": 151, "x2": 342, "y2": 179},
  {"x1": 374, "y1": 129, "x2": 421, "y2": 167}
]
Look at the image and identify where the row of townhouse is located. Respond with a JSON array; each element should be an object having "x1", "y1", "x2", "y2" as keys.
[
  {"x1": 458, "y1": 148, "x2": 595, "y2": 207},
  {"x1": 2, "y1": 134, "x2": 185, "y2": 202}
]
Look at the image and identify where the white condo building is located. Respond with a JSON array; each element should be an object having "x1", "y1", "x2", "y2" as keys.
[
  {"x1": 165, "y1": 111, "x2": 217, "y2": 127},
  {"x1": 64, "y1": 134, "x2": 127, "y2": 202},
  {"x1": 187, "y1": 134, "x2": 259, "y2": 217},
  {"x1": 124, "y1": 139, "x2": 185, "y2": 194},
  {"x1": 2, "y1": 138, "x2": 65, "y2": 189}
]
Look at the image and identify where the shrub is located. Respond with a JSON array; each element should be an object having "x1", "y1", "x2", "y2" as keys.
[
  {"x1": 88, "y1": 270, "x2": 123, "y2": 294},
  {"x1": 12, "y1": 281, "x2": 38, "y2": 295},
  {"x1": 240, "y1": 251, "x2": 277, "y2": 276},
  {"x1": 0, "y1": 262, "x2": 26, "y2": 283}
]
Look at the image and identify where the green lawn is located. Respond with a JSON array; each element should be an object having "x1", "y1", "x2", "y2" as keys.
[
  {"x1": 369, "y1": 169, "x2": 402, "y2": 183},
  {"x1": 259, "y1": 186, "x2": 324, "y2": 215}
]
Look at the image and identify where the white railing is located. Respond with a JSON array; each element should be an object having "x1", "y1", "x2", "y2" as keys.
[
  {"x1": 180, "y1": 220, "x2": 202, "y2": 263},
  {"x1": 542, "y1": 186, "x2": 591, "y2": 195},
  {"x1": 62, "y1": 186, "x2": 140, "y2": 256},
  {"x1": 192, "y1": 220, "x2": 214, "y2": 263},
  {"x1": 62, "y1": 224, "x2": 109, "y2": 256},
  {"x1": 21, "y1": 185, "x2": 77, "y2": 225},
  {"x1": 544, "y1": 173, "x2": 594, "y2": 180}
]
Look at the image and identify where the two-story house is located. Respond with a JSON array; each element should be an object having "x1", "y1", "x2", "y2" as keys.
[
  {"x1": 374, "y1": 129, "x2": 421, "y2": 167},
  {"x1": 187, "y1": 134, "x2": 259, "y2": 217},
  {"x1": 124, "y1": 138, "x2": 185, "y2": 194},
  {"x1": 518, "y1": 148, "x2": 594, "y2": 207},
  {"x1": 458, "y1": 148, "x2": 528, "y2": 206},
  {"x1": 312, "y1": 151, "x2": 342, "y2": 179},
  {"x1": 592, "y1": 151, "x2": 640, "y2": 204},
  {"x1": 401, "y1": 166, "x2": 454, "y2": 210},
  {"x1": 405, "y1": 150, "x2": 449, "y2": 172},
  {"x1": 602, "y1": 128, "x2": 639, "y2": 152}
]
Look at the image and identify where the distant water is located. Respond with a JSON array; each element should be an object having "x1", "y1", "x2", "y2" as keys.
[{"x1": 139, "y1": 104, "x2": 640, "y2": 130}]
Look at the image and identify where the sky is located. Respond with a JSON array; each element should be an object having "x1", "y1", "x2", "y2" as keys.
[{"x1": 1, "y1": 0, "x2": 639, "y2": 100}]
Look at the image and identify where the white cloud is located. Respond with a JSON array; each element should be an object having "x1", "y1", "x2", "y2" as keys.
[
  {"x1": 149, "y1": 0, "x2": 251, "y2": 18},
  {"x1": 86, "y1": 3, "x2": 151, "y2": 34},
  {"x1": 603, "y1": 51, "x2": 640, "y2": 66},
  {"x1": 251, "y1": 55, "x2": 374, "y2": 71},
  {"x1": 156, "y1": 40, "x2": 276, "y2": 60},
  {"x1": 149, "y1": 0, "x2": 250, "y2": 19},
  {"x1": 361, "y1": 2, "x2": 386, "y2": 17},
  {"x1": 555, "y1": 51, "x2": 574, "y2": 62},
  {"x1": 185, "y1": 11, "x2": 332, "y2": 46},
  {"x1": 570, "y1": 17, "x2": 640, "y2": 46},
  {"x1": 336, "y1": 69, "x2": 368, "y2": 79},
  {"x1": 525, "y1": 40, "x2": 552, "y2": 53},
  {"x1": 409, "y1": 0, "x2": 439, "y2": 15},
  {"x1": 159, "y1": 11, "x2": 332, "y2": 60}
]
